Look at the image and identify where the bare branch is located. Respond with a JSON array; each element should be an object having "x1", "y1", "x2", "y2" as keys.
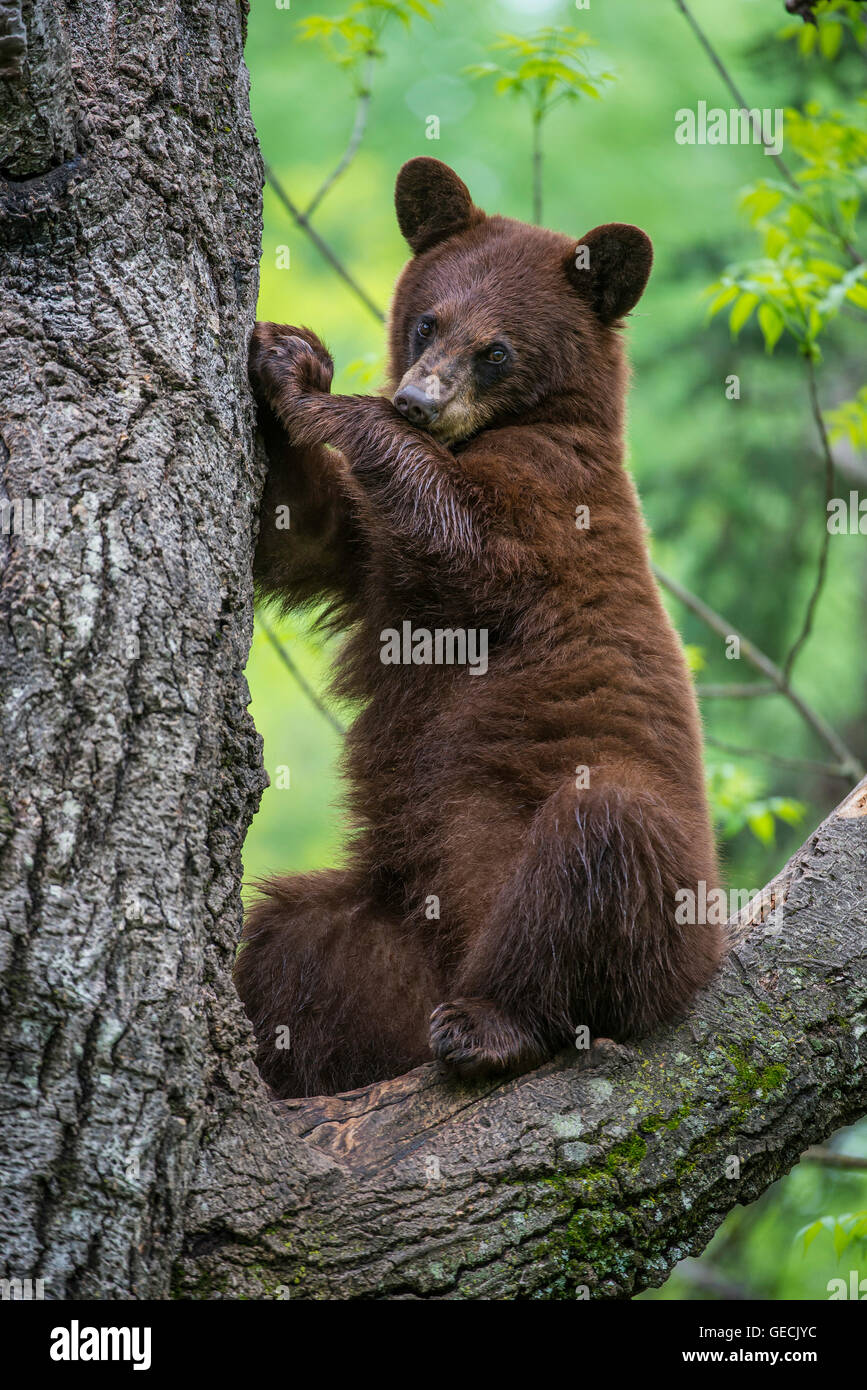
[
  {"x1": 696, "y1": 683, "x2": 777, "y2": 699},
  {"x1": 802, "y1": 1146, "x2": 867, "y2": 1172},
  {"x1": 704, "y1": 734, "x2": 851, "y2": 780},
  {"x1": 264, "y1": 160, "x2": 384, "y2": 323},
  {"x1": 671, "y1": 0, "x2": 861, "y2": 265},
  {"x1": 653, "y1": 564, "x2": 864, "y2": 780},
  {"x1": 303, "y1": 55, "x2": 375, "y2": 221},
  {"x1": 257, "y1": 612, "x2": 346, "y2": 738},
  {"x1": 672, "y1": 0, "x2": 799, "y2": 184},
  {"x1": 781, "y1": 355, "x2": 836, "y2": 683}
]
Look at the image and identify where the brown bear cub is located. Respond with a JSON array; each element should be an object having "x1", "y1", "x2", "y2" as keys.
[{"x1": 236, "y1": 157, "x2": 723, "y2": 1099}]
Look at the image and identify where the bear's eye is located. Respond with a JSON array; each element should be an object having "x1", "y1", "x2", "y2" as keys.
[
  {"x1": 417, "y1": 319, "x2": 434, "y2": 339},
  {"x1": 487, "y1": 344, "x2": 507, "y2": 363}
]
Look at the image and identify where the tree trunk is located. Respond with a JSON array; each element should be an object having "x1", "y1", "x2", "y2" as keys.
[
  {"x1": 0, "y1": 0, "x2": 265, "y2": 1298},
  {"x1": 2, "y1": 2, "x2": 866, "y2": 1304}
]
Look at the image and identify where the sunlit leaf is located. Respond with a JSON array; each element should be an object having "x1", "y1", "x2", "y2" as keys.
[
  {"x1": 684, "y1": 645, "x2": 706, "y2": 674},
  {"x1": 758, "y1": 303, "x2": 784, "y2": 352},
  {"x1": 748, "y1": 809, "x2": 776, "y2": 846},
  {"x1": 730, "y1": 291, "x2": 760, "y2": 337},
  {"x1": 819, "y1": 21, "x2": 844, "y2": 59},
  {"x1": 797, "y1": 1220, "x2": 824, "y2": 1254}
]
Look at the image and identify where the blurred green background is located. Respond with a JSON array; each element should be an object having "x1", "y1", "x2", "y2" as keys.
[{"x1": 242, "y1": 0, "x2": 867, "y2": 1299}]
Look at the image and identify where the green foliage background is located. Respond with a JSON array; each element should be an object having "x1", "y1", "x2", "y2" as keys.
[{"x1": 242, "y1": 0, "x2": 867, "y2": 1300}]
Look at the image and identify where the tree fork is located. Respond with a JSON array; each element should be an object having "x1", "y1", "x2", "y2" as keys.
[{"x1": 178, "y1": 778, "x2": 867, "y2": 1301}]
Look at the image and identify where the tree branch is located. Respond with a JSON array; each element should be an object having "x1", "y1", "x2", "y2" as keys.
[
  {"x1": 781, "y1": 354, "x2": 836, "y2": 683},
  {"x1": 263, "y1": 160, "x2": 384, "y2": 324},
  {"x1": 696, "y1": 683, "x2": 777, "y2": 698},
  {"x1": 653, "y1": 564, "x2": 864, "y2": 781},
  {"x1": 257, "y1": 612, "x2": 346, "y2": 738},
  {"x1": 704, "y1": 734, "x2": 851, "y2": 779},
  {"x1": 672, "y1": 0, "x2": 799, "y2": 185},
  {"x1": 802, "y1": 1147, "x2": 867, "y2": 1172},
  {"x1": 303, "y1": 55, "x2": 375, "y2": 221},
  {"x1": 671, "y1": 0, "x2": 862, "y2": 265},
  {"x1": 178, "y1": 778, "x2": 867, "y2": 1300}
]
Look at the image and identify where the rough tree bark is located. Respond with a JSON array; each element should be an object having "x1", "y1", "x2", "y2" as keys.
[
  {"x1": 1, "y1": 2, "x2": 865, "y2": 1303},
  {"x1": 0, "y1": 0, "x2": 265, "y2": 1297}
]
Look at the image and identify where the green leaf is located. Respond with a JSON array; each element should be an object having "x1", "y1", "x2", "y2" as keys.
[
  {"x1": 834, "y1": 1219, "x2": 855, "y2": 1259},
  {"x1": 740, "y1": 184, "x2": 783, "y2": 223},
  {"x1": 730, "y1": 291, "x2": 760, "y2": 337},
  {"x1": 706, "y1": 284, "x2": 739, "y2": 319},
  {"x1": 819, "y1": 22, "x2": 844, "y2": 60},
  {"x1": 799, "y1": 23, "x2": 818, "y2": 55},
  {"x1": 797, "y1": 1219, "x2": 825, "y2": 1254},
  {"x1": 807, "y1": 258, "x2": 845, "y2": 284},
  {"x1": 748, "y1": 809, "x2": 776, "y2": 846},
  {"x1": 465, "y1": 24, "x2": 614, "y2": 112},
  {"x1": 758, "y1": 303, "x2": 784, "y2": 352},
  {"x1": 847, "y1": 283, "x2": 867, "y2": 310},
  {"x1": 684, "y1": 644, "x2": 706, "y2": 674},
  {"x1": 772, "y1": 798, "x2": 806, "y2": 828},
  {"x1": 763, "y1": 225, "x2": 788, "y2": 259}
]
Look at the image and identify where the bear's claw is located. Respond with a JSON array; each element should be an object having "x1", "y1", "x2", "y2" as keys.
[
  {"x1": 249, "y1": 321, "x2": 334, "y2": 402},
  {"x1": 429, "y1": 998, "x2": 542, "y2": 1080}
]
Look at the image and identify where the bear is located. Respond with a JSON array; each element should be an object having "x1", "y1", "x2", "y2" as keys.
[{"x1": 235, "y1": 156, "x2": 724, "y2": 1099}]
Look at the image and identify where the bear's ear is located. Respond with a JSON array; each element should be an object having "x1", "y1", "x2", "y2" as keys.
[
  {"x1": 566, "y1": 223, "x2": 653, "y2": 323},
  {"x1": 395, "y1": 158, "x2": 481, "y2": 255}
]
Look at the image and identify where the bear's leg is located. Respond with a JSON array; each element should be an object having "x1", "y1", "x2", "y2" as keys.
[
  {"x1": 430, "y1": 779, "x2": 723, "y2": 1079},
  {"x1": 235, "y1": 870, "x2": 442, "y2": 1097}
]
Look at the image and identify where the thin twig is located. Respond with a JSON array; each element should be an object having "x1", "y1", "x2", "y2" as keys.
[
  {"x1": 257, "y1": 612, "x2": 347, "y2": 738},
  {"x1": 781, "y1": 354, "x2": 836, "y2": 683},
  {"x1": 532, "y1": 112, "x2": 543, "y2": 225},
  {"x1": 672, "y1": 0, "x2": 798, "y2": 183},
  {"x1": 654, "y1": 564, "x2": 864, "y2": 780},
  {"x1": 671, "y1": 0, "x2": 862, "y2": 264},
  {"x1": 303, "y1": 58, "x2": 375, "y2": 221},
  {"x1": 802, "y1": 1147, "x2": 867, "y2": 1171},
  {"x1": 264, "y1": 160, "x2": 384, "y2": 323},
  {"x1": 675, "y1": 1258, "x2": 758, "y2": 1301},
  {"x1": 704, "y1": 735, "x2": 850, "y2": 779},
  {"x1": 696, "y1": 683, "x2": 777, "y2": 698}
]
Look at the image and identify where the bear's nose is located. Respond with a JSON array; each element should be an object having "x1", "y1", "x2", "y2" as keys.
[{"x1": 393, "y1": 383, "x2": 438, "y2": 428}]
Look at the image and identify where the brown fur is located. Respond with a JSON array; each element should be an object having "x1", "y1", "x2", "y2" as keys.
[{"x1": 235, "y1": 158, "x2": 723, "y2": 1098}]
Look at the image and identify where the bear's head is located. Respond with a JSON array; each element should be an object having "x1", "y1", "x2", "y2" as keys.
[{"x1": 388, "y1": 157, "x2": 653, "y2": 446}]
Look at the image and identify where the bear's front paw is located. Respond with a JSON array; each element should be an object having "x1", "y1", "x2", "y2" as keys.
[
  {"x1": 249, "y1": 321, "x2": 334, "y2": 406},
  {"x1": 429, "y1": 998, "x2": 544, "y2": 1080}
]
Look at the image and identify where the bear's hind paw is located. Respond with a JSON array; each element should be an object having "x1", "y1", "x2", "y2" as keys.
[{"x1": 429, "y1": 998, "x2": 543, "y2": 1080}]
